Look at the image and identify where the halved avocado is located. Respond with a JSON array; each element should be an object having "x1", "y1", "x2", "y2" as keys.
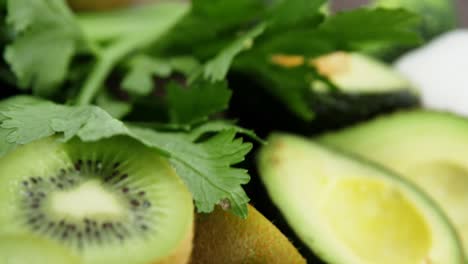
[
  {"x1": 258, "y1": 133, "x2": 463, "y2": 264},
  {"x1": 308, "y1": 52, "x2": 420, "y2": 131},
  {"x1": 228, "y1": 52, "x2": 419, "y2": 135},
  {"x1": 319, "y1": 110, "x2": 468, "y2": 257}
]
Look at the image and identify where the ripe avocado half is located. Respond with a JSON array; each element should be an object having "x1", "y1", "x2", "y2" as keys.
[
  {"x1": 257, "y1": 133, "x2": 464, "y2": 264},
  {"x1": 228, "y1": 52, "x2": 419, "y2": 136},
  {"x1": 319, "y1": 110, "x2": 468, "y2": 258}
]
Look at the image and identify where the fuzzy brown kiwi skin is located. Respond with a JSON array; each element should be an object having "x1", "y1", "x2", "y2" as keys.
[{"x1": 191, "y1": 205, "x2": 305, "y2": 264}]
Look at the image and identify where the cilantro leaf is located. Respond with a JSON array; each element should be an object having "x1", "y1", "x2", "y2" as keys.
[
  {"x1": 4, "y1": 0, "x2": 88, "y2": 96},
  {"x1": 96, "y1": 91, "x2": 132, "y2": 119},
  {"x1": 0, "y1": 98, "x2": 253, "y2": 217},
  {"x1": 154, "y1": 0, "x2": 265, "y2": 59},
  {"x1": 317, "y1": 8, "x2": 422, "y2": 50},
  {"x1": 188, "y1": 120, "x2": 264, "y2": 143},
  {"x1": 201, "y1": 22, "x2": 266, "y2": 82},
  {"x1": 76, "y1": 2, "x2": 190, "y2": 106},
  {"x1": 166, "y1": 80, "x2": 232, "y2": 126},
  {"x1": 266, "y1": 0, "x2": 326, "y2": 29},
  {"x1": 122, "y1": 56, "x2": 173, "y2": 97},
  {"x1": 130, "y1": 126, "x2": 252, "y2": 217},
  {"x1": 122, "y1": 55, "x2": 200, "y2": 97}
]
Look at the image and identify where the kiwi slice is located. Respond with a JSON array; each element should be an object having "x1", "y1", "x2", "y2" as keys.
[
  {"x1": 0, "y1": 136, "x2": 194, "y2": 264},
  {"x1": 191, "y1": 205, "x2": 305, "y2": 264},
  {"x1": 0, "y1": 234, "x2": 81, "y2": 264}
]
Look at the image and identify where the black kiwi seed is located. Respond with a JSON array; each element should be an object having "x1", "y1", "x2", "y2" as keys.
[
  {"x1": 119, "y1": 174, "x2": 128, "y2": 181},
  {"x1": 104, "y1": 171, "x2": 120, "y2": 182},
  {"x1": 75, "y1": 160, "x2": 83, "y2": 170}
]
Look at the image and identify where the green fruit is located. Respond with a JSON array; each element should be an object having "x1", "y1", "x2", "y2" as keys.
[
  {"x1": 258, "y1": 133, "x2": 464, "y2": 263},
  {"x1": 0, "y1": 137, "x2": 194, "y2": 264},
  {"x1": 320, "y1": 110, "x2": 468, "y2": 258},
  {"x1": 229, "y1": 51, "x2": 419, "y2": 135},
  {"x1": 191, "y1": 205, "x2": 305, "y2": 264},
  {"x1": 0, "y1": 234, "x2": 81, "y2": 264}
]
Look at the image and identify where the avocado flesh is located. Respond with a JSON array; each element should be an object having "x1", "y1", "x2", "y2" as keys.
[
  {"x1": 228, "y1": 52, "x2": 419, "y2": 135},
  {"x1": 258, "y1": 133, "x2": 463, "y2": 264},
  {"x1": 319, "y1": 110, "x2": 468, "y2": 257}
]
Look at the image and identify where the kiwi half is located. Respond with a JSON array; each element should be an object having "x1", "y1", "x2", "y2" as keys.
[
  {"x1": 0, "y1": 234, "x2": 81, "y2": 264},
  {"x1": 191, "y1": 205, "x2": 305, "y2": 264},
  {"x1": 0, "y1": 136, "x2": 194, "y2": 264}
]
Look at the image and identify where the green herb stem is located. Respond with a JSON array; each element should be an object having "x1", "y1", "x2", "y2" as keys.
[
  {"x1": 75, "y1": 2, "x2": 190, "y2": 105},
  {"x1": 76, "y1": 38, "x2": 135, "y2": 106},
  {"x1": 76, "y1": 30, "x2": 176, "y2": 106}
]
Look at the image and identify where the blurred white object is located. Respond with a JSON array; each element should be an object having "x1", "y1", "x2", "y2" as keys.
[{"x1": 395, "y1": 30, "x2": 468, "y2": 116}]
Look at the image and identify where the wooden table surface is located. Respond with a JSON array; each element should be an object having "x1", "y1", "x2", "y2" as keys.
[{"x1": 332, "y1": 0, "x2": 468, "y2": 27}]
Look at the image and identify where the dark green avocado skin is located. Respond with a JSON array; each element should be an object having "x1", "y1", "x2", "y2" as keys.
[{"x1": 227, "y1": 73, "x2": 420, "y2": 137}]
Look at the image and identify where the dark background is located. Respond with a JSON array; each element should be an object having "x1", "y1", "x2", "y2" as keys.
[{"x1": 332, "y1": 0, "x2": 468, "y2": 27}]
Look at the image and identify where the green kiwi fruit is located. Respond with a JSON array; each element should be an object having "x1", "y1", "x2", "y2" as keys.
[
  {"x1": 0, "y1": 136, "x2": 194, "y2": 264},
  {"x1": 191, "y1": 205, "x2": 305, "y2": 264},
  {"x1": 0, "y1": 234, "x2": 82, "y2": 264}
]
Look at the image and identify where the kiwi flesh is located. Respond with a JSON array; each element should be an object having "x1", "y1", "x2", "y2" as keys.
[
  {"x1": 191, "y1": 204, "x2": 305, "y2": 264},
  {"x1": 0, "y1": 234, "x2": 82, "y2": 264},
  {"x1": 0, "y1": 136, "x2": 194, "y2": 264}
]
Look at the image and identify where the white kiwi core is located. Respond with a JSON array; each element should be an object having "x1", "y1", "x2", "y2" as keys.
[{"x1": 51, "y1": 181, "x2": 125, "y2": 218}]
